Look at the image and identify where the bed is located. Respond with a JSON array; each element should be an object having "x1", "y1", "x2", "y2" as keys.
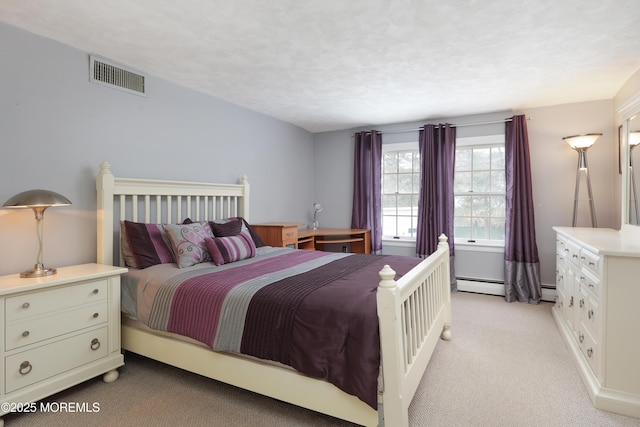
[{"x1": 95, "y1": 161, "x2": 451, "y2": 427}]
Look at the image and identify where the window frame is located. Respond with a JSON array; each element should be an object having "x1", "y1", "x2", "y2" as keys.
[
  {"x1": 381, "y1": 142, "x2": 420, "y2": 241},
  {"x1": 454, "y1": 134, "x2": 506, "y2": 248}
]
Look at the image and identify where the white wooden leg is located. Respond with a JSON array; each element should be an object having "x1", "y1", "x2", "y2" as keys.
[
  {"x1": 102, "y1": 369, "x2": 119, "y2": 383},
  {"x1": 440, "y1": 324, "x2": 451, "y2": 341}
]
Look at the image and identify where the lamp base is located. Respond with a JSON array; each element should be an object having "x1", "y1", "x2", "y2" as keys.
[{"x1": 20, "y1": 264, "x2": 57, "y2": 278}]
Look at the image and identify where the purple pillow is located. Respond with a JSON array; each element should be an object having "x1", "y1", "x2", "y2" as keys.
[
  {"x1": 204, "y1": 230, "x2": 256, "y2": 266},
  {"x1": 209, "y1": 218, "x2": 243, "y2": 237},
  {"x1": 123, "y1": 220, "x2": 175, "y2": 269}
]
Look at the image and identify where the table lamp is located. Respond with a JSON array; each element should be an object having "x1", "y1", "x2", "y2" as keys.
[{"x1": 3, "y1": 189, "x2": 72, "y2": 277}]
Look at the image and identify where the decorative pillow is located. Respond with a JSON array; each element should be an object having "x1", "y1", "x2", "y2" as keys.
[
  {"x1": 209, "y1": 218, "x2": 243, "y2": 237},
  {"x1": 122, "y1": 220, "x2": 176, "y2": 269},
  {"x1": 204, "y1": 230, "x2": 257, "y2": 266},
  {"x1": 163, "y1": 222, "x2": 214, "y2": 268}
]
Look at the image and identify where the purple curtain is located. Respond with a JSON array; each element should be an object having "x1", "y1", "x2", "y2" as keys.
[
  {"x1": 504, "y1": 115, "x2": 541, "y2": 303},
  {"x1": 416, "y1": 124, "x2": 457, "y2": 291},
  {"x1": 351, "y1": 131, "x2": 382, "y2": 253}
]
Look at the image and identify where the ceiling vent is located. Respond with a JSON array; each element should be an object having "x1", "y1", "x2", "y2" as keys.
[{"x1": 89, "y1": 55, "x2": 146, "y2": 96}]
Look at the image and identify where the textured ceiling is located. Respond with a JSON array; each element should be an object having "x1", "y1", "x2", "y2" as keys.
[{"x1": 2, "y1": 0, "x2": 640, "y2": 132}]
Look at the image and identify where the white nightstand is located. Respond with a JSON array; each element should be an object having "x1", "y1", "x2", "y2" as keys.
[{"x1": 0, "y1": 263, "x2": 127, "y2": 425}]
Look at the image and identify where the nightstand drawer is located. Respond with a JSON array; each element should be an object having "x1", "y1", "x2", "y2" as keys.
[
  {"x1": 5, "y1": 279, "x2": 107, "y2": 322},
  {"x1": 5, "y1": 302, "x2": 108, "y2": 351},
  {"x1": 5, "y1": 327, "x2": 109, "y2": 393}
]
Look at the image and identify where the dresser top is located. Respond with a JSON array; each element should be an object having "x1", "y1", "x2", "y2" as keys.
[
  {"x1": 554, "y1": 227, "x2": 640, "y2": 257},
  {"x1": 0, "y1": 263, "x2": 128, "y2": 295}
]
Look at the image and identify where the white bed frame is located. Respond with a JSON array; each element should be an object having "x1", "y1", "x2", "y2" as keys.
[{"x1": 96, "y1": 161, "x2": 451, "y2": 427}]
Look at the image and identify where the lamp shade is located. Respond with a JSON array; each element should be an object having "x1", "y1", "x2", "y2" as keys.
[
  {"x1": 3, "y1": 189, "x2": 71, "y2": 209},
  {"x1": 562, "y1": 133, "x2": 602, "y2": 150}
]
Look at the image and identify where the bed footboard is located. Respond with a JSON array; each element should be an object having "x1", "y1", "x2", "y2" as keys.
[{"x1": 377, "y1": 235, "x2": 452, "y2": 427}]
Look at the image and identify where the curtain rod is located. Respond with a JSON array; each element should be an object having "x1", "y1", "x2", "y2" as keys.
[{"x1": 356, "y1": 116, "x2": 532, "y2": 135}]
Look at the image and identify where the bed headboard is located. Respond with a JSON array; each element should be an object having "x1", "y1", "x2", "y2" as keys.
[{"x1": 96, "y1": 161, "x2": 250, "y2": 266}]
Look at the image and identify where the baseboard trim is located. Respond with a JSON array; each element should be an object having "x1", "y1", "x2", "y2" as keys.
[{"x1": 457, "y1": 279, "x2": 556, "y2": 302}]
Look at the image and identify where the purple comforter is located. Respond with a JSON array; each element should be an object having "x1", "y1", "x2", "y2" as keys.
[{"x1": 136, "y1": 248, "x2": 422, "y2": 408}]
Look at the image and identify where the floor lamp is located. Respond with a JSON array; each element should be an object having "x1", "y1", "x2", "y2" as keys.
[{"x1": 563, "y1": 133, "x2": 601, "y2": 227}]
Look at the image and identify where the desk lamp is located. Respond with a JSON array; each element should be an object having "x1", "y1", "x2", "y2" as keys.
[{"x1": 3, "y1": 189, "x2": 72, "y2": 277}]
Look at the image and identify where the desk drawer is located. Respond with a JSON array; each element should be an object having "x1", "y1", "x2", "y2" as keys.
[
  {"x1": 5, "y1": 279, "x2": 107, "y2": 322},
  {"x1": 5, "y1": 327, "x2": 108, "y2": 393}
]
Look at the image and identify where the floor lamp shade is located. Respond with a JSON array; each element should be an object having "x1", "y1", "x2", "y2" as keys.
[
  {"x1": 562, "y1": 133, "x2": 601, "y2": 227},
  {"x1": 3, "y1": 189, "x2": 72, "y2": 278}
]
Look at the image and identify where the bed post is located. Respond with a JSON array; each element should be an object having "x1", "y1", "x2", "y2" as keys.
[
  {"x1": 438, "y1": 234, "x2": 452, "y2": 341},
  {"x1": 239, "y1": 175, "x2": 250, "y2": 222},
  {"x1": 377, "y1": 264, "x2": 406, "y2": 427},
  {"x1": 96, "y1": 161, "x2": 115, "y2": 266}
]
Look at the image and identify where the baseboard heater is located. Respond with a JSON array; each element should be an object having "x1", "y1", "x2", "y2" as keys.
[{"x1": 457, "y1": 277, "x2": 556, "y2": 302}]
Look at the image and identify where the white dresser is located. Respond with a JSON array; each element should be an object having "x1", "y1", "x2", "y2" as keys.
[
  {"x1": 553, "y1": 227, "x2": 640, "y2": 418},
  {"x1": 0, "y1": 263, "x2": 127, "y2": 424}
]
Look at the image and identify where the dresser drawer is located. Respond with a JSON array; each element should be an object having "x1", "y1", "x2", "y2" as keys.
[
  {"x1": 579, "y1": 269, "x2": 600, "y2": 298},
  {"x1": 580, "y1": 249, "x2": 601, "y2": 276},
  {"x1": 5, "y1": 327, "x2": 109, "y2": 393},
  {"x1": 5, "y1": 302, "x2": 108, "y2": 351},
  {"x1": 565, "y1": 240, "x2": 582, "y2": 266},
  {"x1": 578, "y1": 287, "x2": 599, "y2": 336},
  {"x1": 578, "y1": 325, "x2": 600, "y2": 379},
  {"x1": 5, "y1": 279, "x2": 107, "y2": 322}
]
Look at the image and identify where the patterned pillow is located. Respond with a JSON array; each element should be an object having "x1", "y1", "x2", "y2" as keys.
[
  {"x1": 163, "y1": 222, "x2": 215, "y2": 268},
  {"x1": 204, "y1": 230, "x2": 257, "y2": 266},
  {"x1": 122, "y1": 220, "x2": 175, "y2": 269}
]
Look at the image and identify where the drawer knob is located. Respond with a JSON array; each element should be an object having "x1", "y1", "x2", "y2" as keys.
[
  {"x1": 90, "y1": 338, "x2": 101, "y2": 351},
  {"x1": 22, "y1": 302, "x2": 30, "y2": 309},
  {"x1": 579, "y1": 299, "x2": 584, "y2": 308},
  {"x1": 93, "y1": 312, "x2": 99, "y2": 318},
  {"x1": 588, "y1": 309, "x2": 594, "y2": 320},
  {"x1": 92, "y1": 289, "x2": 99, "y2": 294},
  {"x1": 22, "y1": 330, "x2": 30, "y2": 337},
  {"x1": 579, "y1": 333, "x2": 584, "y2": 343},
  {"x1": 19, "y1": 361, "x2": 32, "y2": 375},
  {"x1": 587, "y1": 348, "x2": 593, "y2": 358},
  {"x1": 569, "y1": 296, "x2": 574, "y2": 307}
]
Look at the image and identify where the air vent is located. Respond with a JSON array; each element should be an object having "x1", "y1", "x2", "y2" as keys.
[{"x1": 89, "y1": 55, "x2": 146, "y2": 96}]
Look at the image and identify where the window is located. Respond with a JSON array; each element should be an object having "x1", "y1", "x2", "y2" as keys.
[
  {"x1": 454, "y1": 135, "x2": 506, "y2": 245},
  {"x1": 382, "y1": 143, "x2": 420, "y2": 239}
]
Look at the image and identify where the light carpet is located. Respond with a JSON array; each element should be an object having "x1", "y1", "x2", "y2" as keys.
[{"x1": 4, "y1": 292, "x2": 639, "y2": 426}]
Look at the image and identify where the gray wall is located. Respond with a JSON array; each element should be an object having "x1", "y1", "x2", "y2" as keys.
[
  {"x1": 312, "y1": 103, "x2": 618, "y2": 287},
  {"x1": 0, "y1": 23, "x2": 314, "y2": 276},
  {"x1": 0, "y1": 21, "x2": 622, "y2": 286}
]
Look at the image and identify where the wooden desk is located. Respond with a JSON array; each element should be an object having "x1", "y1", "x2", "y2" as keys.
[
  {"x1": 251, "y1": 222, "x2": 303, "y2": 248},
  {"x1": 297, "y1": 228, "x2": 371, "y2": 254},
  {"x1": 251, "y1": 224, "x2": 371, "y2": 254}
]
